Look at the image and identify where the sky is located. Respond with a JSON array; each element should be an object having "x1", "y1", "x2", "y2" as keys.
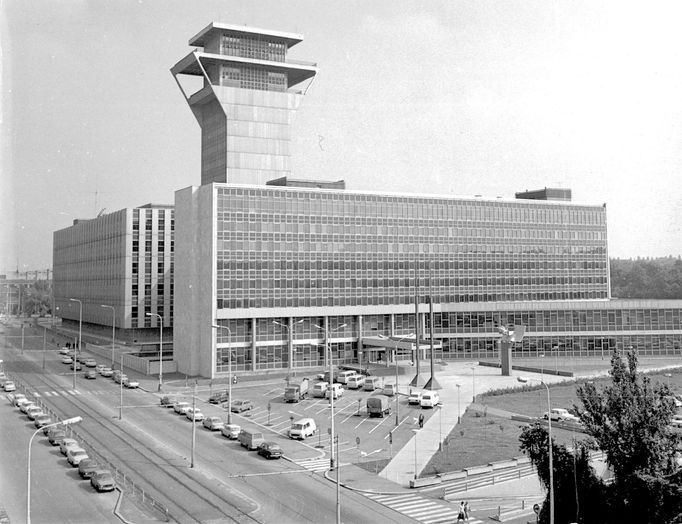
[{"x1": 2, "y1": 1, "x2": 682, "y2": 273}]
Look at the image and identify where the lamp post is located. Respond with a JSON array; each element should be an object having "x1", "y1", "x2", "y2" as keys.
[
  {"x1": 393, "y1": 333, "x2": 415, "y2": 426},
  {"x1": 519, "y1": 376, "x2": 554, "y2": 524},
  {"x1": 69, "y1": 298, "x2": 82, "y2": 392},
  {"x1": 41, "y1": 326, "x2": 47, "y2": 369},
  {"x1": 101, "y1": 305, "x2": 116, "y2": 367},
  {"x1": 412, "y1": 428, "x2": 420, "y2": 480},
  {"x1": 27, "y1": 416, "x2": 82, "y2": 524},
  {"x1": 470, "y1": 365, "x2": 476, "y2": 402},
  {"x1": 146, "y1": 313, "x2": 163, "y2": 391},
  {"x1": 437, "y1": 403, "x2": 443, "y2": 451},
  {"x1": 119, "y1": 352, "x2": 123, "y2": 420},
  {"x1": 456, "y1": 383, "x2": 461, "y2": 424},
  {"x1": 273, "y1": 319, "x2": 304, "y2": 385},
  {"x1": 314, "y1": 322, "x2": 347, "y2": 524},
  {"x1": 212, "y1": 324, "x2": 233, "y2": 424},
  {"x1": 540, "y1": 353, "x2": 545, "y2": 383}
]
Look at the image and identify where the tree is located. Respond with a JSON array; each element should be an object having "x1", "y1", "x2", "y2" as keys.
[
  {"x1": 519, "y1": 425, "x2": 608, "y2": 524},
  {"x1": 576, "y1": 351, "x2": 682, "y2": 522},
  {"x1": 22, "y1": 280, "x2": 52, "y2": 316}
]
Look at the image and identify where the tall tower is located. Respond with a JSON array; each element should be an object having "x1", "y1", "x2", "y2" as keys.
[{"x1": 171, "y1": 23, "x2": 318, "y2": 186}]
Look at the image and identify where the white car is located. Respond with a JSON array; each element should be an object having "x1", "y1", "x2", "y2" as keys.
[
  {"x1": 544, "y1": 408, "x2": 580, "y2": 423},
  {"x1": 173, "y1": 401, "x2": 191, "y2": 414},
  {"x1": 221, "y1": 423, "x2": 241, "y2": 439},
  {"x1": 3, "y1": 381, "x2": 16, "y2": 392},
  {"x1": 408, "y1": 391, "x2": 422, "y2": 405},
  {"x1": 67, "y1": 447, "x2": 89, "y2": 467},
  {"x1": 185, "y1": 408, "x2": 205, "y2": 422},
  {"x1": 325, "y1": 384, "x2": 344, "y2": 399},
  {"x1": 61, "y1": 356, "x2": 73, "y2": 365},
  {"x1": 123, "y1": 378, "x2": 140, "y2": 388}
]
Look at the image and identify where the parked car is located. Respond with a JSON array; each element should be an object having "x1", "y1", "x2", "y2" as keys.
[
  {"x1": 9, "y1": 393, "x2": 26, "y2": 407},
  {"x1": 221, "y1": 423, "x2": 241, "y2": 439},
  {"x1": 114, "y1": 373, "x2": 128, "y2": 384},
  {"x1": 67, "y1": 447, "x2": 89, "y2": 467},
  {"x1": 363, "y1": 376, "x2": 383, "y2": 391},
  {"x1": 408, "y1": 391, "x2": 422, "y2": 405},
  {"x1": 185, "y1": 408, "x2": 205, "y2": 422},
  {"x1": 61, "y1": 356, "x2": 73, "y2": 365},
  {"x1": 544, "y1": 408, "x2": 580, "y2": 423},
  {"x1": 382, "y1": 384, "x2": 397, "y2": 396},
  {"x1": 160, "y1": 396, "x2": 174, "y2": 408},
  {"x1": 346, "y1": 374, "x2": 366, "y2": 390},
  {"x1": 47, "y1": 428, "x2": 67, "y2": 446},
  {"x1": 95, "y1": 364, "x2": 105, "y2": 374},
  {"x1": 123, "y1": 377, "x2": 139, "y2": 388},
  {"x1": 230, "y1": 400, "x2": 253, "y2": 413},
  {"x1": 420, "y1": 391, "x2": 440, "y2": 409},
  {"x1": 208, "y1": 390, "x2": 230, "y2": 404},
  {"x1": 19, "y1": 400, "x2": 37, "y2": 413},
  {"x1": 173, "y1": 401, "x2": 191, "y2": 414},
  {"x1": 70, "y1": 362, "x2": 82, "y2": 371},
  {"x1": 100, "y1": 367, "x2": 113, "y2": 377},
  {"x1": 203, "y1": 416, "x2": 225, "y2": 431},
  {"x1": 60, "y1": 438, "x2": 80, "y2": 455},
  {"x1": 3, "y1": 381, "x2": 16, "y2": 392},
  {"x1": 257, "y1": 441, "x2": 283, "y2": 459},
  {"x1": 84, "y1": 370, "x2": 97, "y2": 380},
  {"x1": 58, "y1": 347, "x2": 70, "y2": 355},
  {"x1": 325, "y1": 384, "x2": 344, "y2": 400},
  {"x1": 84, "y1": 359, "x2": 97, "y2": 368},
  {"x1": 34, "y1": 414, "x2": 52, "y2": 428},
  {"x1": 289, "y1": 418, "x2": 317, "y2": 440},
  {"x1": 26, "y1": 406, "x2": 44, "y2": 421},
  {"x1": 91, "y1": 470, "x2": 116, "y2": 492},
  {"x1": 78, "y1": 458, "x2": 101, "y2": 479}
]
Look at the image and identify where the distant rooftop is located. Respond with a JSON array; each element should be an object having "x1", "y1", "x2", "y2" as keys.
[
  {"x1": 266, "y1": 177, "x2": 346, "y2": 190},
  {"x1": 515, "y1": 188, "x2": 572, "y2": 202}
]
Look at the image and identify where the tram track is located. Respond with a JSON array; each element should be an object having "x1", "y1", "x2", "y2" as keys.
[{"x1": 15, "y1": 366, "x2": 263, "y2": 524}]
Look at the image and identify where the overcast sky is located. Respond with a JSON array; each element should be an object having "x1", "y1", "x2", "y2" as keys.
[{"x1": 2, "y1": 1, "x2": 682, "y2": 272}]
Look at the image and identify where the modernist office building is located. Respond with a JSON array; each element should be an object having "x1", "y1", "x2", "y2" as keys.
[
  {"x1": 53, "y1": 204, "x2": 174, "y2": 350},
  {"x1": 171, "y1": 22, "x2": 682, "y2": 379}
]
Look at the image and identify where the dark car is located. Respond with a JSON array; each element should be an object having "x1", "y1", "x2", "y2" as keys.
[
  {"x1": 70, "y1": 362, "x2": 82, "y2": 371},
  {"x1": 257, "y1": 442, "x2": 283, "y2": 459},
  {"x1": 47, "y1": 428, "x2": 67, "y2": 446},
  {"x1": 91, "y1": 470, "x2": 116, "y2": 492},
  {"x1": 84, "y1": 370, "x2": 97, "y2": 380},
  {"x1": 208, "y1": 390, "x2": 230, "y2": 404},
  {"x1": 160, "y1": 395, "x2": 174, "y2": 408},
  {"x1": 230, "y1": 400, "x2": 253, "y2": 413},
  {"x1": 78, "y1": 458, "x2": 101, "y2": 479}
]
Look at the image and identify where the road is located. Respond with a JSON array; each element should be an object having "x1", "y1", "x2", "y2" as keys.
[{"x1": 1, "y1": 320, "x2": 415, "y2": 524}]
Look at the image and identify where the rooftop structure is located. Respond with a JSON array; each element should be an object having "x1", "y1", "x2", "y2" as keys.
[{"x1": 171, "y1": 22, "x2": 318, "y2": 186}]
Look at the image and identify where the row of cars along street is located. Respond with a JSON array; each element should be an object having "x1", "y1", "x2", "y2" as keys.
[
  {"x1": 6, "y1": 391, "x2": 116, "y2": 492},
  {"x1": 56, "y1": 347, "x2": 139, "y2": 387},
  {"x1": 161, "y1": 394, "x2": 282, "y2": 460}
]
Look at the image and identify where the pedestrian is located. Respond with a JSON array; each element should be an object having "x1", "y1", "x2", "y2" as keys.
[
  {"x1": 464, "y1": 501, "x2": 471, "y2": 522},
  {"x1": 456, "y1": 501, "x2": 466, "y2": 522},
  {"x1": 418, "y1": 413, "x2": 424, "y2": 428}
]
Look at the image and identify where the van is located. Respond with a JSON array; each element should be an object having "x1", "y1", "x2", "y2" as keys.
[
  {"x1": 312, "y1": 381, "x2": 329, "y2": 398},
  {"x1": 420, "y1": 391, "x2": 440, "y2": 408},
  {"x1": 363, "y1": 376, "x2": 382, "y2": 391},
  {"x1": 289, "y1": 418, "x2": 317, "y2": 440},
  {"x1": 336, "y1": 370, "x2": 356, "y2": 385},
  {"x1": 346, "y1": 374, "x2": 365, "y2": 390},
  {"x1": 325, "y1": 383, "x2": 344, "y2": 399},
  {"x1": 238, "y1": 429, "x2": 265, "y2": 450}
]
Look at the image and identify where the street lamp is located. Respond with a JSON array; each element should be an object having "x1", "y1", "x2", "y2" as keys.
[
  {"x1": 69, "y1": 298, "x2": 82, "y2": 392},
  {"x1": 27, "y1": 416, "x2": 82, "y2": 524},
  {"x1": 470, "y1": 365, "x2": 476, "y2": 402},
  {"x1": 539, "y1": 353, "x2": 545, "y2": 383},
  {"x1": 146, "y1": 313, "x2": 163, "y2": 391},
  {"x1": 273, "y1": 319, "x2": 304, "y2": 385},
  {"x1": 101, "y1": 305, "x2": 116, "y2": 367},
  {"x1": 314, "y1": 322, "x2": 347, "y2": 524},
  {"x1": 412, "y1": 428, "x2": 420, "y2": 480},
  {"x1": 212, "y1": 324, "x2": 233, "y2": 424},
  {"x1": 393, "y1": 333, "x2": 415, "y2": 426},
  {"x1": 519, "y1": 376, "x2": 554, "y2": 524}
]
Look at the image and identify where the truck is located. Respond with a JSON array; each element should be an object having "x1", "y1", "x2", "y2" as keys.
[
  {"x1": 238, "y1": 429, "x2": 265, "y2": 450},
  {"x1": 284, "y1": 378, "x2": 309, "y2": 403},
  {"x1": 366, "y1": 396, "x2": 391, "y2": 418}
]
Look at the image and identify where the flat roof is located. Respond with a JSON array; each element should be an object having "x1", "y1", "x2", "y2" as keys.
[{"x1": 189, "y1": 22, "x2": 304, "y2": 48}]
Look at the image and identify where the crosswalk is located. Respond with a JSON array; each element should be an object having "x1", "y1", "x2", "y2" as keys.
[
  {"x1": 365, "y1": 493, "x2": 483, "y2": 524},
  {"x1": 293, "y1": 456, "x2": 332, "y2": 473},
  {"x1": 28, "y1": 389, "x2": 131, "y2": 398}
]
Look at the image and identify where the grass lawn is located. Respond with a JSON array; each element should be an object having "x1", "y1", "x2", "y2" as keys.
[{"x1": 421, "y1": 366, "x2": 682, "y2": 477}]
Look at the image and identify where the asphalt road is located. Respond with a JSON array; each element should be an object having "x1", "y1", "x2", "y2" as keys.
[{"x1": 1, "y1": 320, "x2": 415, "y2": 524}]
